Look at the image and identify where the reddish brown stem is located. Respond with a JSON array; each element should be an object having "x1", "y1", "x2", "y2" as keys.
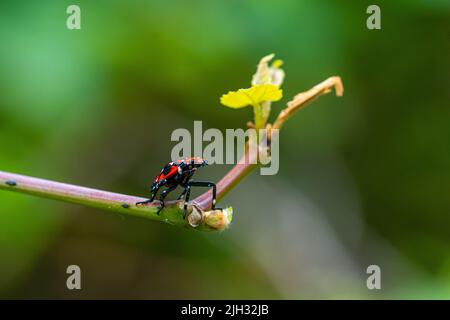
[{"x1": 194, "y1": 154, "x2": 258, "y2": 210}]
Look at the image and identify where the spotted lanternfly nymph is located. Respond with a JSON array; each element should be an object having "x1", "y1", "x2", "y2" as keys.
[{"x1": 136, "y1": 157, "x2": 220, "y2": 218}]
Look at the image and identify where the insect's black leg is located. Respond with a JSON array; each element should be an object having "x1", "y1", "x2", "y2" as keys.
[
  {"x1": 187, "y1": 181, "x2": 220, "y2": 210},
  {"x1": 156, "y1": 185, "x2": 177, "y2": 215},
  {"x1": 136, "y1": 199, "x2": 151, "y2": 205},
  {"x1": 182, "y1": 186, "x2": 192, "y2": 219},
  {"x1": 177, "y1": 186, "x2": 188, "y2": 200},
  {"x1": 136, "y1": 186, "x2": 160, "y2": 206}
]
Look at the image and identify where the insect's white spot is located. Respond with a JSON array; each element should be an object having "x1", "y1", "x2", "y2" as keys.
[{"x1": 178, "y1": 166, "x2": 182, "y2": 174}]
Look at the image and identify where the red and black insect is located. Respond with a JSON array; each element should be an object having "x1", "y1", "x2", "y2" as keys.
[{"x1": 136, "y1": 157, "x2": 219, "y2": 218}]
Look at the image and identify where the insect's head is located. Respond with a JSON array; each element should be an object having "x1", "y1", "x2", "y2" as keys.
[
  {"x1": 177, "y1": 157, "x2": 208, "y2": 172},
  {"x1": 188, "y1": 157, "x2": 208, "y2": 169}
]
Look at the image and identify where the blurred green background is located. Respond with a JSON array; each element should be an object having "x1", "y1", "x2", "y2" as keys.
[{"x1": 0, "y1": 0, "x2": 449, "y2": 299}]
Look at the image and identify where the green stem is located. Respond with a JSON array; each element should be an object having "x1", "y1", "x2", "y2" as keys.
[
  {"x1": 253, "y1": 101, "x2": 272, "y2": 130},
  {"x1": 0, "y1": 171, "x2": 224, "y2": 231}
]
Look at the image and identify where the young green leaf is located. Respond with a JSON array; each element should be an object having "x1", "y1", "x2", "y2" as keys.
[{"x1": 220, "y1": 84, "x2": 283, "y2": 109}]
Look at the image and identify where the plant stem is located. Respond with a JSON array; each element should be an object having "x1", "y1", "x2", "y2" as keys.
[
  {"x1": 272, "y1": 76, "x2": 343, "y2": 130},
  {"x1": 0, "y1": 171, "x2": 226, "y2": 231},
  {"x1": 194, "y1": 144, "x2": 259, "y2": 210}
]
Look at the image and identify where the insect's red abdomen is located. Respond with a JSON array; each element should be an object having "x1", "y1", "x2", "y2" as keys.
[
  {"x1": 153, "y1": 164, "x2": 178, "y2": 184},
  {"x1": 161, "y1": 165, "x2": 178, "y2": 180}
]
